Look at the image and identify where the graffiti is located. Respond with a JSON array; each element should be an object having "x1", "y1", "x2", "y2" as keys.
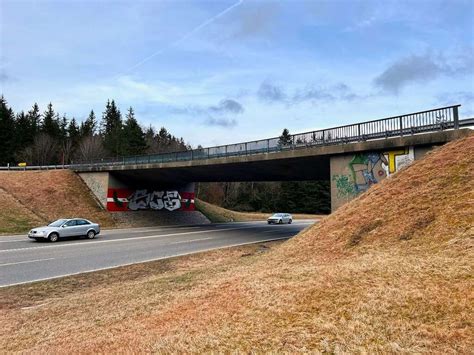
[
  {"x1": 332, "y1": 174, "x2": 357, "y2": 198},
  {"x1": 128, "y1": 190, "x2": 181, "y2": 211},
  {"x1": 383, "y1": 148, "x2": 413, "y2": 175},
  {"x1": 106, "y1": 188, "x2": 195, "y2": 212},
  {"x1": 333, "y1": 147, "x2": 415, "y2": 199},
  {"x1": 349, "y1": 153, "x2": 388, "y2": 193}
]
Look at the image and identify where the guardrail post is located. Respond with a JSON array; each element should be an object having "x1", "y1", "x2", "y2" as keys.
[
  {"x1": 357, "y1": 124, "x2": 361, "y2": 140},
  {"x1": 245, "y1": 142, "x2": 247, "y2": 154},
  {"x1": 267, "y1": 139, "x2": 270, "y2": 153},
  {"x1": 453, "y1": 106, "x2": 459, "y2": 129},
  {"x1": 322, "y1": 130, "x2": 325, "y2": 144},
  {"x1": 399, "y1": 116, "x2": 403, "y2": 136}
]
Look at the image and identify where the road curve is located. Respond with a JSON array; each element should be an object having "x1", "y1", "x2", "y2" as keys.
[{"x1": 0, "y1": 220, "x2": 315, "y2": 287}]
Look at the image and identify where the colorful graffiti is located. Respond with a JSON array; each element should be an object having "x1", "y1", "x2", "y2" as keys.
[
  {"x1": 106, "y1": 188, "x2": 195, "y2": 212},
  {"x1": 333, "y1": 147, "x2": 414, "y2": 197},
  {"x1": 349, "y1": 152, "x2": 388, "y2": 193},
  {"x1": 332, "y1": 174, "x2": 357, "y2": 198}
]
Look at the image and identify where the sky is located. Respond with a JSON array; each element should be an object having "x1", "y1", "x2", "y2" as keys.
[{"x1": 1, "y1": 0, "x2": 473, "y2": 147}]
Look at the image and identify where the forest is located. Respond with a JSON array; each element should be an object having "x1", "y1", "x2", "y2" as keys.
[{"x1": 0, "y1": 96, "x2": 188, "y2": 166}]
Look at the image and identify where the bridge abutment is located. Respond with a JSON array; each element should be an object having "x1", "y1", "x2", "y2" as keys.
[
  {"x1": 78, "y1": 171, "x2": 196, "y2": 212},
  {"x1": 330, "y1": 144, "x2": 438, "y2": 211}
]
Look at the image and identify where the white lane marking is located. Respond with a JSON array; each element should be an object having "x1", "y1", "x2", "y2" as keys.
[
  {"x1": 0, "y1": 226, "x2": 205, "y2": 243},
  {"x1": 0, "y1": 236, "x2": 290, "y2": 288},
  {"x1": 0, "y1": 225, "x2": 269, "y2": 253},
  {"x1": 0, "y1": 239, "x2": 27, "y2": 243},
  {"x1": 171, "y1": 237, "x2": 214, "y2": 244},
  {"x1": 0, "y1": 258, "x2": 55, "y2": 267},
  {"x1": 100, "y1": 225, "x2": 202, "y2": 236}
]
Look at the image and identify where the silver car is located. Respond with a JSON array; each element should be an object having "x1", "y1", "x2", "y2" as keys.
[
  {"x1": 267, "y1": 213, "x2": 293, "y2": 224},
  {"x1": 28, "y1": 218, "x2": 100, "y2": 242}
]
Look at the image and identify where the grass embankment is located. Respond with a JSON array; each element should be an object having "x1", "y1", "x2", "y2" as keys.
[
  {"x1": 0, "y1": 170, "x2": 115, "y2": 234},
  {"x1": 1, "y1": 135, "x2": 473, "y2": 352},
  {"x1": 195, "y1": 198, "x2": 323, "y2": 223}
]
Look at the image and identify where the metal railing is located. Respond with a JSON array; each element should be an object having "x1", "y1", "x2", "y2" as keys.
[{"x1": 1, "y1": 105, "x2": 467, "y2": 171}]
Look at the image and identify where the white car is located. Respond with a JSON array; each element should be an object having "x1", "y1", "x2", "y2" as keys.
[
  {"x1": 28, "y1": 218, "x2": 100, "y2": 242},
  {"x1": 267, "y1": 213, "x2": 293, "y2": 224}
]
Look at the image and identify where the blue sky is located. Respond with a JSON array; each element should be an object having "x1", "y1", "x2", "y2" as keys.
[{"x1": 1, "y1": 0, "x2": 473, "y2": 147}]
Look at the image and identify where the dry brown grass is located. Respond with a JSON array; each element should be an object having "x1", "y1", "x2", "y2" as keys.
[
  {"x1": 195, "y1": 198, "x2": 323, "y2": 223},
  {"x1": 0, "y1": 188, "x2": 44, "y2": 234},
  {"x1": 1, "y1": 135, "x2": 473, "y2": 353},
  {"x1": 0, "y1": 170, "x2": 115, "y2": 233}
]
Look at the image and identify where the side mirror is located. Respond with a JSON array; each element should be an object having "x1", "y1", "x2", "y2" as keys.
[{"x1": 61, "y1": 225, "x2": 66, "y2": 228}]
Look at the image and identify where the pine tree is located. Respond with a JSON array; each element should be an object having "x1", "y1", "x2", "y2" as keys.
[
  {"x1": 41, "y1": 102, "x2": 61, "y2": 138},
  {"x1": 81, "y1": 110, "x2": 97, "y2": 137},
  {"x1": 101, "y1": 100, "x2": 123, "y2": 156},
  {"x1": 15, "y1": 111, "x2": 33, "y2": 153},
  {"x1": 68, "y1": 118, "x2": 80, "y2": 146},
  {"x1": 278, "y1": 128, "x2": 292, "y2": 147},
  {"x1": 26, "y1": 103, "x2": 41, "y2": 136},
  {"x1": 123, "y1": 107, "x2": 147, "y2": 155},
  {"x1": 59, "y1": 114, "x2": 69, "y2": 141},
  {"x1": 0, "y1": 96, "x2": 17, "y2": 165}
]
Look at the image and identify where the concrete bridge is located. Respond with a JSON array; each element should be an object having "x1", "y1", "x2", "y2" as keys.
[
  {"x1": 4, "y1": 105, "x2": 472, "y2": 212},
  {"x1": 72, "y1": 105, "x2": 471, "y2": 212}
]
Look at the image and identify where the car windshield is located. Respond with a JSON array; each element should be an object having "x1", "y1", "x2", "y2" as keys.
[
  {"x1": 272, "y1": 213, "x2": 285, "y2": 217},
  {"x1": 48, "y1": 219, "x2": 67, "y2": 227}
]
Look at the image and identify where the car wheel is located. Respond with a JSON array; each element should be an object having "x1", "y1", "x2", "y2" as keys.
[
  {"x1": 48, "y1": 233, "x2": 59, "y2": 242},
  {"x1": 288, "y1": 219, "x2": 292, "y2": 224},
  {"x1": 278, "y1": 219, "x2": 282, "y2": 224},
  {"x1": 86, "y1": 230, "x2": 96, "y2": 239}
]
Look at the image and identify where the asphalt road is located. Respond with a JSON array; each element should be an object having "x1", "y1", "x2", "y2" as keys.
[{"x1": 0, "y1": 220, "x2": 315, "y2": 287}]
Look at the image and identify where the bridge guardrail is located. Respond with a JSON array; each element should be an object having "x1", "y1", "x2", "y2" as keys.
[{"x1": 1, "y1": 105, "x2": 470, "y2": 171}]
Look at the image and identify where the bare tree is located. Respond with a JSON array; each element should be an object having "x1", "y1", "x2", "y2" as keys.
[
  {"x1": 76, "y1": 135, "x2": 106, "y2": 162},
  {"x1": 61, "y1": 139, "x2": 74, "y2": 165},
  {"x1": 30, "y1": 133, "x2": 57, "y2": 165}
]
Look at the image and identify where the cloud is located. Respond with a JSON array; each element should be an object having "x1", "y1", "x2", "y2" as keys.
[
  {"x1": 257, "y1": 80, "x2": 287, "y2": 103},
  {"x1": 0, "y1": 72, "x2": 10, "y2": 82},
  {"x1": 209, "y1": 99, "x2": 244, "y2": 114},
  {"x1": 374, "y1": 54, "x2": 443, "y2": 94},
  {"x1": 293, "y1": 85, "x2": 335, "y2": 103},
  {"x1": 291, "y1": 82, "x2": 361, "y2": 104},
  {"x1": 343, "y1": 15, "x2": 377, "y2": 32},
  {"x1": 256, "y1": 80, "x2": 363, "y2": 106},
  {"x1": 172, "y1": 98, "x2": 243, "y2": 128},
  {"x1": 374, "y1": 50, "x2": 473, "y2": 94},
  {"x1": 227, "y1": 2, "x2": 279, "y2": 40},
  {"x1": 205, "y1": 117, "x2": 237, "y2": 127}
]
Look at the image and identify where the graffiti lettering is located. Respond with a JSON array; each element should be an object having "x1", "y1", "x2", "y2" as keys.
[{"x1": 128, "y1": 190, "x2": 181, "y2": 211}]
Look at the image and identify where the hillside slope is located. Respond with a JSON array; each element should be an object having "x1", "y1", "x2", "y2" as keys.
[
  {"x1": 0, "y1": 170, "x2": 115, "y2": 232},
  {"x1": 1, "y1": 135, "x2": 473, "y2": 353}
]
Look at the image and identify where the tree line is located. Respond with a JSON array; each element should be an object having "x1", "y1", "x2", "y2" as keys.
[
  {"x1": 0, "y1": 96, "x2": 189, "y2": 166},
  {"x1": 196, "y1": 180, "x2": 330, "y2": 214}
]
